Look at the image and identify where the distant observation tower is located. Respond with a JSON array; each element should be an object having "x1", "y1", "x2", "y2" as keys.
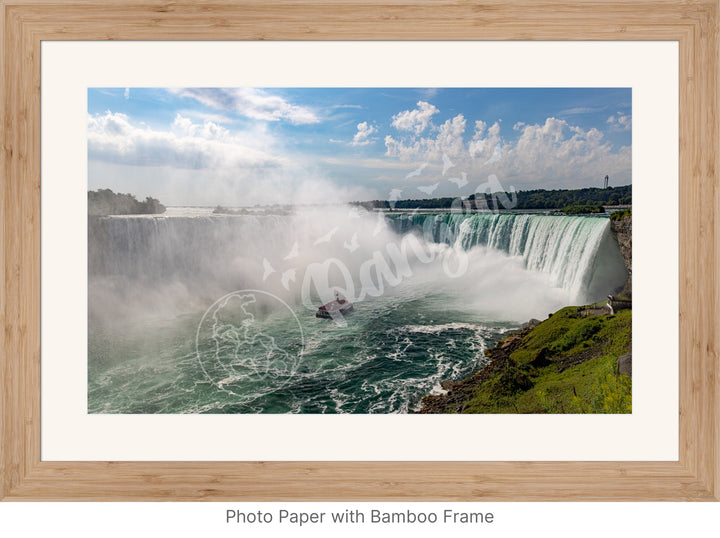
[{"x1": 603, "y1": 175, "x2": 609, "y2": 189}]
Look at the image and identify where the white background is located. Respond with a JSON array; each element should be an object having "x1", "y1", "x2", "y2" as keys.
[
  {"x1": 4, "y1": 38, "x2": 710, "y2": 538},
  {"x1": 42, "y1": 41, "x2": 678, "y2": 462},
  {"x1": 2, "y1": 502, "x2": 718, "y2": 537}
]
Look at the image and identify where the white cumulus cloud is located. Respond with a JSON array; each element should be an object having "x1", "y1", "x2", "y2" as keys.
[
  {"x1": 88, "y1": 111, "x2": 283, "y2": 170},
  {"x1": 607, "y1": 113, "x2": 632, "y2": 131},
  {"x1": 87, "y1": 111, "x2": 380, "y2": 206},
  {"x1": 484, "y1": 117, "x2": 630, "y2": 186},
  {"x1": 384, "y1": 112, "x2": 631, "y2": 188},
  {"x1": 170, "y1": 88, "x2": 320, "y2": 125},
  {"x1": 352, "y1": 121, "x2": 377, "y2": 146},
  {"x1": 386, "y1": 114, "x2": 468, "y2": 163},
  {"x1": 391, "y1": 101, "x2": 439, "y2": 134}
]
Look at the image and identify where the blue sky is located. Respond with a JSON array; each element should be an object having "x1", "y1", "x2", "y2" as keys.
[{"x1": 88, "y1": 87, "x2": 631, "y2": 206}]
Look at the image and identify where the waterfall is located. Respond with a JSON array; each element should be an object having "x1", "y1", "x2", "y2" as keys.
[
  {"x1": 87, "y1": 213, "x2": 297, "y2": 319},
  {"x1": 88, "y1": 209, "x2": 627, "y2": 321},
  {"x1": 386, "y1": 212, "x2": 627, "y2": 303},
  {"x1": 88, "y1": 214, "x2": 289, "y2": 284}
]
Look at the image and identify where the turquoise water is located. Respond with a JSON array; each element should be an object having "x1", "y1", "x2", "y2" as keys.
[
  {"x1": 88, "y1": 286, "x2": 513, "y2": 413},
  {"x1": 87, "y1": 208, "x2": 626, "y2": 414}
]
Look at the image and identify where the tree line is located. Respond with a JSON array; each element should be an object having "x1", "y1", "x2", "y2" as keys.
[
  {"x1": 88, "y1": 189, "x2": 166, "y2": 216},
  {"x1": 352, "y1": 184, "x2": 631, "y2": 212}
]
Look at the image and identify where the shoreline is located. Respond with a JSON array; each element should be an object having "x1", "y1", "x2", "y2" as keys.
[
  {"x1": 417, "y1": 304, "x2": 632, "y2": 414},
  {"x1": 416, "y1": 322, "x2": 537, "y2": 414}
]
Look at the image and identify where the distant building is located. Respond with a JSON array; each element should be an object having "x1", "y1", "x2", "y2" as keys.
[{"x1": 603, "y1": 175, "x2": 609, "y2": 189}]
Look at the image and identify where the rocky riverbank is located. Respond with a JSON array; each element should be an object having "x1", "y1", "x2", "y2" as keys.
[
  {"x1": 418, "y1": 323, "x2": 538, "y2": 413},
  {"x1": 610, "y1": 210, "x2": 632, "y2": 295},
  {"x1": 418, "y1": 305, "x2": 632, "y2": 414}
]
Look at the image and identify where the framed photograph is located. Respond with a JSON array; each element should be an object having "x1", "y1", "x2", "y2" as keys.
[{"x1": 2, "y1": 1, "x2": 718, "y2": 501}]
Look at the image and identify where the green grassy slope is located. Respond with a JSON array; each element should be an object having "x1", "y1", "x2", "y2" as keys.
[{"x1": 420, "y1": 307, "x2": 632, "y2": 414}]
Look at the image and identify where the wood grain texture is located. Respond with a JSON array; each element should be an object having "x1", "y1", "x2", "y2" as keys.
[{"x1": 1, "y1": 0, "x2": 718, "y2": 501}]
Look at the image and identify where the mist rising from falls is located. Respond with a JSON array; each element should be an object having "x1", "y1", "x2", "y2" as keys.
[
  {"x1": 387, "y1": 212, "x2": 627, "y2": 305},
  {"x1": 88, "y1": 208, "x2": 627, "y2": 323}
]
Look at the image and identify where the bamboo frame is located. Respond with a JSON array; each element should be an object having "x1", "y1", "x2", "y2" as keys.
[{"x1": 1, "y1": 0, "x2": 718, "y2": 501}]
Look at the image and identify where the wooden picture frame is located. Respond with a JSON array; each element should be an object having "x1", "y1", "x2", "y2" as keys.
[{"x1": 1, "y1": 0, "x2": 718, "y2": 501}]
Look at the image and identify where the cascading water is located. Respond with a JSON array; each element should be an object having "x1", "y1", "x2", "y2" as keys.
[
  {"x1": 88, "y1": 207, "x2": 627, "y2": 414},
  {"x1": 386, "y1": 212, "x2": 627, "y2": 304}
]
